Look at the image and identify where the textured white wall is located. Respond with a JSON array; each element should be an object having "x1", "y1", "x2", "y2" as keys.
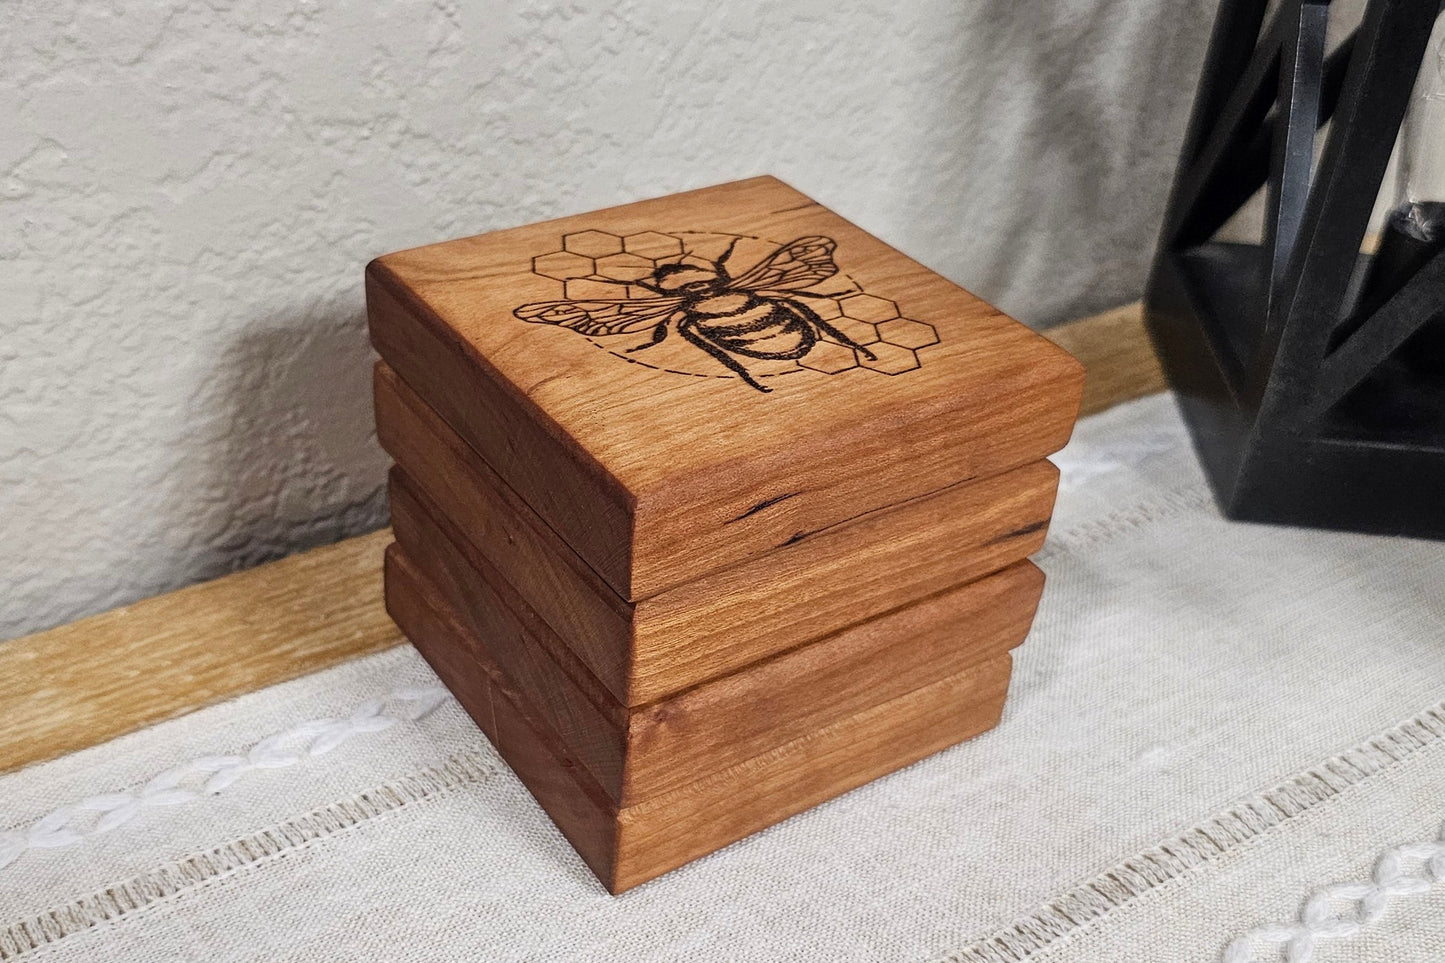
[{"x1": 0, "y1": 0, "x2": 1217, "y2": 639}]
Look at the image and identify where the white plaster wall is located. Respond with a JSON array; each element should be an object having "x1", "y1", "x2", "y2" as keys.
[{"x1": 0, "y1": 0, "x2": 1218, "y2": 639}]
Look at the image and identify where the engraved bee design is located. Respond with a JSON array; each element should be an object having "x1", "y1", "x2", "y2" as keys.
[{"x1": 514, "y1": 236, "x2": 876, "y2": 392}]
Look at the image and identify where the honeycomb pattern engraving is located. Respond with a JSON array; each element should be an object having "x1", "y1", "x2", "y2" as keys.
[
  {"x1": 519, "y1": 230, "x2": 941, "y2": 389},
  {"x1": 562, "y1": 230, "x2": 623, "y2": 258}
]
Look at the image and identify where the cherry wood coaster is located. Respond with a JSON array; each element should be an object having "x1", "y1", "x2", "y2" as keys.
[
  {"x1": 385, "y1": 546, "x2": 1013, "y2": 894},
  {"x1": 389, "y1": 481, "x2": 1041, "y2": 806},
  {"x1": 378, "y1": 362, "x2": 1057, "y2": 705},
  {"x1": 368, "y1": 176, "x2": 1083, "y2": 603}
]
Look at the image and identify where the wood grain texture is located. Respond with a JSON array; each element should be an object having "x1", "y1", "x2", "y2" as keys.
[
  {"x1": 379, "y1": 361, "x2": 1058, "y2": 704},
  {"x1": 389, "y1": 489, "x2": 1041, "y2": 806},
  {"x1": 384, "y1": 552, "x2": 620, "y2": 884},
  {"x1": 368, "y1": 175, "x2": 1084, "y2": 602},
  {"x1": 385, "y1": 548, "x2": 1012, "y2": 894},
  {"x1": 387, "y1": 510, "x2": 631, "y2": 798},
  {"x1": 611, "y1": 656, "x2": 1010, "y2": 894},
  {"x1": 0, "y1": 531, "x2": 399, "y2": 776},
  {"x1": 0, "y1": 301, "x2": 1149, "y2": 779}
]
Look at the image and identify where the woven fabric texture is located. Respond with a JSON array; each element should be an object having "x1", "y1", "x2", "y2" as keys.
[{"x1": 1, "y1": 393, "x2": 1442, "y2": 962}]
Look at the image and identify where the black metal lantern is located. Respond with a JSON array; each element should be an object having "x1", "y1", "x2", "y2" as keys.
[{"x1": 1145, "y1": 0, "x2": 1445, "y2": 538}]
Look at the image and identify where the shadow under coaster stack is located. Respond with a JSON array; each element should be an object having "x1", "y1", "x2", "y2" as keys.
[{"x1": 366, "y1": 176, "x2": 1084, "y2": 893}]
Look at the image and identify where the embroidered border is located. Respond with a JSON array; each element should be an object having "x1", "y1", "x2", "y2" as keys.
[
  {"x1": 0, "y1": 686, "x2": 452, "y2": 874},
  {"x1": 1223, "y1": 821, "x2": 1445, "y2": 962},
  {"x1": 0, "y1": 751, "x2": 496, "y2": 960},
  {"x1": 934, "y1": 703, "x2": 1445, "y2": 963}
]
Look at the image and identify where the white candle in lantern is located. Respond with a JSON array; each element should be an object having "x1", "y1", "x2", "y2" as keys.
[{"x1": 1394, "y1": 10, "x2": 1445, "y2": 240}]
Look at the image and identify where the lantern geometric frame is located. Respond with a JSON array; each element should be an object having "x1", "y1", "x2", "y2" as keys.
[{"x1": 1145, "y1": 0, "x2": 1445, "y2": 538}]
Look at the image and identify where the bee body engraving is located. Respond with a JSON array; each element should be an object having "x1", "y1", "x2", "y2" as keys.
[{"x1": 514, "y1": 236, "x2": 876, "y2": 392}]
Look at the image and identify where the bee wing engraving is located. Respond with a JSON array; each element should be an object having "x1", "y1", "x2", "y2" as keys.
[
  {"x1": 727, "y1": 236, "x2": 839, "y2": 293},
  {"x1": 513, "y1": 297, "x2": 686, "y2": 337}
]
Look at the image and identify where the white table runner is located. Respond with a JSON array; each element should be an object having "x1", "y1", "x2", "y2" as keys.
[{"x1": 3, "y1": 393, "x2": 1443, "y2": 962}]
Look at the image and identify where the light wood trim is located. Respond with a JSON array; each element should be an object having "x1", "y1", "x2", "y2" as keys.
[
  {"x1": 1045, "y1": 301, "x2": 1165, "y2": 417},
  {"x1": 0, "y1": 301, "x2": 1160, "y2": 778},
  {"x1": 0, "y1": 531, "x2": 401, "y2": 776}
]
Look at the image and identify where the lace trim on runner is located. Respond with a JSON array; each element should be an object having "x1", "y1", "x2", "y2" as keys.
[
  {"x1": 933, "y1": 703, "x2": 1445, "y2": 963},
  {"x1": 1222, "y1": 821, "x2": 1445, "y2": 963},
  {"x1": 0, "y1": 686, "x2": 452, "y2": 874},
  {"x1": 0, "y1": 750, "x2": 496, "y2": 960}
]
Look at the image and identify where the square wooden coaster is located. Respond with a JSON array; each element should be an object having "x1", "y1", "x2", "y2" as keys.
[
  {"x1": 385, "y1": 544, "x2": 1014, "y2": 894},
  {"x1": 376, "y1": 360, "x2": 1057, "y2": 704},
  {"x1": 389, "y1": 472, "x2": 1041, "y2": 807},
  {"x1": 368, "y1": 176, "x2": 1082, "y2": 603}
]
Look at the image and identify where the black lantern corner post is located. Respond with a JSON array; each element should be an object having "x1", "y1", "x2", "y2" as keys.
[{"x1": 1145, "y1": 0, "x2": 1445, "y2": 539}]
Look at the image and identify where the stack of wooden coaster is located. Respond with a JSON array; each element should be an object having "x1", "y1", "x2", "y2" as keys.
[{"x1": 367, "y1": 177, "x2": 1083, "y2": 893}]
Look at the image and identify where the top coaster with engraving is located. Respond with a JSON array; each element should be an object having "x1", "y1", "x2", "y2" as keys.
[{"x1": 367, "y1": 176, "x2": 1083, "y2": 601}]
